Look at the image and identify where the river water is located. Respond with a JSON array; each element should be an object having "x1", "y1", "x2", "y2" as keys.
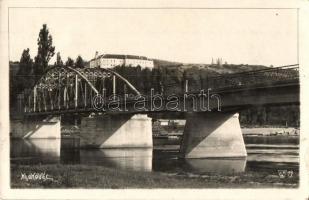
[{"x1": 10, "y1": 136, "x2": 299, "y2": 175}]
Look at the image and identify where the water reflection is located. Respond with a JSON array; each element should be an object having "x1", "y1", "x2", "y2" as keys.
[
  {"x1": 185, "y1": 158, "x2": 246, "y2": 174},
  {"x1": 79, "y1": 148, "x2": 153, "y2": 172},
  {"x1": 10, "y1": 139, "x2": 299, "y2": 175},
  {"x1": 10, "y1": 139, "x2": 61, "y2": 164}
]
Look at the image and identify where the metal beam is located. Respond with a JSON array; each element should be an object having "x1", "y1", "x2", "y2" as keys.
[
  {"x1": 113, "y1": 75, "x2": 116, "y2": 97},
  {"x1": 33, "y1": 86, "x2": 37, "y2": 112},
  {"x1": 75, "y1": 74, "x2": 78, "y2": 108}
]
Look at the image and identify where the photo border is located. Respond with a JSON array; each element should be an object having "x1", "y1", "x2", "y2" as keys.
[{"x1": 1, "y1": 0, "x2": 308, "y2": 199}]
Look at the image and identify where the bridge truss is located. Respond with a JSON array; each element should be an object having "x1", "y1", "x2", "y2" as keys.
[
  {"x1": 23, "y1": 64, "x2": 299, "y2": 114},
  {"x1": 24, "y1": 66, "x2": 141, "y2": 113}
]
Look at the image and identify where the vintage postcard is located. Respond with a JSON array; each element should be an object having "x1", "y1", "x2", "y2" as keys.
[{"x1": 0, "y1": 0, "x2": 308, "y2": 199}]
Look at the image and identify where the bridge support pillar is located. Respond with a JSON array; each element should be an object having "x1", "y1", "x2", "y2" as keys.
[
  {"x1": 10, "y1": 116, "x2": 61, "y2": 139},
  {"x1": 180, "y1": 112, "x2": 247, "y2": 158},
  {"x1": 80, "y1": 114, "x2": 153, "y2": 148}
]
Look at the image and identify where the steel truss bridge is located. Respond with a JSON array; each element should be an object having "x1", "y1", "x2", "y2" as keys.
[{"x1": 23, "y1": 64, "x2": 299, "y2": 115}]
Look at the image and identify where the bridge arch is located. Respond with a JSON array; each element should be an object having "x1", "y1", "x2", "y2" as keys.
[{"x1": 25, "y1": 66, "x2": 141, "y2": 113}]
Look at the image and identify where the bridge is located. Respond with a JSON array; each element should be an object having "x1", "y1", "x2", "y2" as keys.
[{"x1": 11, "y1": 64, "x2": 299, "y2": 158}]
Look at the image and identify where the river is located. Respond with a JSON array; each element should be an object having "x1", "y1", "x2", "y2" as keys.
[{"x1": 10, "y1": 135, "x2": 299, "y2": 176}]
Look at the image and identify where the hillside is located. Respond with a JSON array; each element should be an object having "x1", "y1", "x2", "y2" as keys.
[
  {"x1": 153, "y1": 58, "x2": 269, "y2": 75},
  {"x1": 180, "y1": 63, "x2": 269, "y2": 74},
  {"x1": 152, "y1": 59, "x2": 182, "y2": 68}
]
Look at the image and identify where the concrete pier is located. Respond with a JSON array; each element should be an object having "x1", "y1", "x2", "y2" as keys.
[
  {"x1": 10, "y1": 116, "x2": 61, "y2": 139},
  {"x1": 181, "y1": 112, "x2": 247, "y2": 158},
  {"x1": 80, "y1": 114, "x2": 153, "y2": 148}
]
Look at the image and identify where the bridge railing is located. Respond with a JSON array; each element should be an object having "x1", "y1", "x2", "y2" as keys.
[
  {"x1": 162, "y1": 64, "x2": 299, "y2": 94},
  {"x1": 206, "y1": 64, "x2": 299, "y2": 91}
]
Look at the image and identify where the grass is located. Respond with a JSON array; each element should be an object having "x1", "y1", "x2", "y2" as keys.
[{"x1": 11, "y1": 164, "x2": 299, "y2": 189}]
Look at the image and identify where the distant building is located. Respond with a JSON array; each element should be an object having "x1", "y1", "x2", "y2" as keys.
[{"x1": 89, "y1": 53, "x2": 154, "y2": 69}]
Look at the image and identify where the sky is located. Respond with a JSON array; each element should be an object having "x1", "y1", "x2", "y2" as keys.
[{"x1": 9, "y1": 8, "x2": 298, "y2": 66}]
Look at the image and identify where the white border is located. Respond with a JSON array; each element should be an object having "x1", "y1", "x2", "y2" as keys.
[{"x1": 1, "y1": 0, "x2": 308, "y2": 199}]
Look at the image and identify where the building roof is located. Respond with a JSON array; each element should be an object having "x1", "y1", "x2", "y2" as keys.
[{"x1": 90, "y1": 54, "x2": 152, "y2": 62}]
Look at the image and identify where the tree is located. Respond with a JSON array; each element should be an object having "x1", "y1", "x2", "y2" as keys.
[
  {"x1": 65, "y1": 57, "x2": 74, "y2": 67},
  {"x1": 18, "y1": 48, "x2": 33, "y2": 76},
  {"x1": 75, "y1": 55, "x2": 84, "y2": 68},
  {"x1": 17, "y1": 48, "x2": 35, "y2": 89},
  {"x1": 141, "y1": 67, "x2": 152, "y2": 94},
  {"x1": 34, "y1": 24, "x2": 55, "y2": 75},
  {"x1": 54, "y1": 52, "x2": 63, "y2": 67},
  {"x1": 12, "y1": 48, "x2": 34, "y2": 104}
]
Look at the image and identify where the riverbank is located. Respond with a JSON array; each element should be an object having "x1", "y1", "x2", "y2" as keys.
[
  {"x1": 153, "y1": 135, "x2": 299, "y2": 146},
  {"x1": 11, "y1": 164, "x2": 298, "y2": 188},
  {"x1": 242, "y1": 127, "x2": 299, "y2": 136}
]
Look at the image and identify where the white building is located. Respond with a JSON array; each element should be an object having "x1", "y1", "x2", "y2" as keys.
[{"x1": 89, "y1": 54, "x2": 154, "y2": 69}]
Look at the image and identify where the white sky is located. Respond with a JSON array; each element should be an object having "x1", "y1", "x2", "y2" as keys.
[{"x1": 9, "y1": 8, "x2": 298, "y2": 66}]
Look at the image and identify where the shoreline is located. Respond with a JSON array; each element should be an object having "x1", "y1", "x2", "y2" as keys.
[{"x1": 242, "y1": 127, "x2": 299, "y2": 136}]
